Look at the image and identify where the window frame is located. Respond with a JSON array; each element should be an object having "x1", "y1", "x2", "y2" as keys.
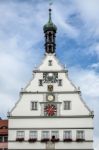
[
  {"x1": 63, "y1": 131, "x2": 72, "y2": 139},
  {"x1": 4, "y1": 136, "x2": 8, "y2": 142},
  {"x1": 48, "y1": 60, "x2": 52, "y2": 66},
  {"x1": 64, "y1": 101, "x2": 71, "y2": 110},
  {"x1": 29, "y1": 131, "x2": 37, "y2": 139},
  {"x1": 76, "y1": 130, "x2": 85, "y2": 140},
  {"x1": 51, "y1": 131, "x2": 59, "y2": 139},
  {"x1": 58, "y1": 79, "x2": 62, "y2": 86},
  {"x1": 31, "y1": 101, "x2": 38, "y2": 110},
  {"x1": 42, "y1": 131, "x2": 49, "y2": 139},
  {"x1": 16, "y1": 131, "x2": 25, "y2": 139},
  {"x1": 39, "y1": 79, "x2": 43, "y2": 86},
  {"x1": 0, "y1": 136, "x2": 3, "y2": 142}
]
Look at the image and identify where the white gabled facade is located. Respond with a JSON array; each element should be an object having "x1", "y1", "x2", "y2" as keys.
[{"x1": 8, "y1": 9, "x2": 94, "y2": 150}]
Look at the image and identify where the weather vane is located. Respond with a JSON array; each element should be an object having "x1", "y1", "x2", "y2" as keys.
[{"x1": 49, "y1": 0, "x2": 53, "y2": 9}]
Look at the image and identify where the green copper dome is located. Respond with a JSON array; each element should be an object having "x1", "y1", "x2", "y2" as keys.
[{"x1": 43, "y1": 9, "x2": 57, "y2": 32}]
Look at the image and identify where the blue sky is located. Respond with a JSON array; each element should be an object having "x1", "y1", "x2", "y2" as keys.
[{"x1": 0, "y1": 0, "x2": 99, "y2": 149}]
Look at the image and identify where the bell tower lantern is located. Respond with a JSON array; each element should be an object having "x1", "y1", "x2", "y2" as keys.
[{"x1": 43, "y1": 9, "x2": 57, "y2": 54}]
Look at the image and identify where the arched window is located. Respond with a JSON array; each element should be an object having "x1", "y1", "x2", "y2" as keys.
[{"x1": 0, "y1": 126, "x2": 8, "y2": 129}]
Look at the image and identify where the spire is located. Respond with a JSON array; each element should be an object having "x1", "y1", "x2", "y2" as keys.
[
  {"x1": 49, "y1": 8, "x2": 52, "y2": 23},
  {"x1": 43, "y1": 9, "x2": 57, "y2": 54}
]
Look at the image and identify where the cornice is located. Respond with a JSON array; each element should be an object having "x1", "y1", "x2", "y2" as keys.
[
  {"x1": 20, "y1": 91, "x2": 81, "y2": 94},
  {"x1": 8, "y1": 115, "x2": 94, "y2": 119},
  {"x1": 33, "y1": 70, "x2": 68, "y2": 73},
  {"x1": 9, "y1": 127, "x2": 94, "y2": 130},
  {"x1": 8, "y1": 140, "x2": 93, "y2": 142}
]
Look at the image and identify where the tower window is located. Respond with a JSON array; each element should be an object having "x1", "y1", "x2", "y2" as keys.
[
  {"x1": 39, "y1": 79, "x2": 43, "y2": 86},
  {"x1": 49, "y1": 32, "x2": 52, "y2": 42},
  {"x1": 58, "y1": 79, "x2": 62, "y2": 86},
  {"x1": 48, "y1": 60, "x2": 52, "y2": 66},
  {"x1": 31, "y1": 102, "x2": 38, "y2": 110},
  {"x1": 64, "y1": 101, "x2": 71, "y2": 110}
]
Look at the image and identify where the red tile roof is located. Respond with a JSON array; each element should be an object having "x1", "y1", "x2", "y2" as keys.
[{"x1": 0, "y1": 120, "x2": 8, "y2": 135}]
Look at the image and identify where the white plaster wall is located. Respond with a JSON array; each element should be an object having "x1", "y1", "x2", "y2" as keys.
[
  {"x1": 9, "y1": 118, "x2": 93, "y2": 128},
  {"x1": 59, "y1": 93, "x2": 90, "y2": 116},
  {"x1": 8, "y1": 141, "x2": 93, "y2": 149},
  {"x1": 38, "y1": 54, "x2": 64, "y2": 71},
  {"x1": 11, "y1": 92, "x2": 90, "y2": 116},
  {"x1": 25, "y1": 73, "x2": 75, "y2": 92},
  {"x1": 55, "y1": 142, "x2": 93, "y2": 149},
  {"x1": 8, "y1": 142, "x2": 46, "y2": 149},
  {"x1": 10, "y1": 54, "x2": 91, "y2": 116}
]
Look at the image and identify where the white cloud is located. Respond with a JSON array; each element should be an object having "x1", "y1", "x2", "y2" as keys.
[
  {"x1": 0, "y1": 94, "x2": 15, "y2": 118},
  {"x1": 74, "y1": 0, "x2": 99, "y2": 23},
  {"x1": 90, "y1": 63, "x2": 99, "y2": 70},
  {"x1": 69, "y1": 66, "x2": 99, "y2": 145},
  {"x1": 53, "y1": 6, "x2": 79, "y2": 38},
  {"x1": 69, "y1": 66, "x2": 99, "y2": 98},
  {"x1": 94, "y1": 137, "x2": 99, "y2": 150}
]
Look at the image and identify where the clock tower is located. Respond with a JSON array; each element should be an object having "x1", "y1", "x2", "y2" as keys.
[{"x1": 8, "y1": 9, "x2": 94, "y2": 150}]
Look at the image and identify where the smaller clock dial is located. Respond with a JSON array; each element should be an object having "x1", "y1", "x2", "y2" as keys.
[{"x1": 47, "y1": 95, "x2": 55, "y2": 101}]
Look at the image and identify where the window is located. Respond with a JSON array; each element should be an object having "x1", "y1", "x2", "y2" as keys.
[
  {"x1": 0, "y1": 136, "x2": 8, "y2": 142},
  {"x1": 39, "y1": 80, "x2": 43, "y2": 86},
  {"x1": 42, "y1": 131, "x2": 49, "y2": 139},
  {"x1": 64, "y1": 101, "x2": 71, "y2": 110},
  {"x1": 58, "y1": 79, "x2": 62, "y2": 86},
  {"x1": 64, "y1": 131, "x2": 71, "y2": 139},
  {"x1": 0, "y1": 136, "x2": 3, "y2": 142},
  {"x1": 77, "y1": 131, "x2": 85, "y2": 140},
  {"x1": 1, "y1": 126, "x2": 7, "y2": 129},
  {"x1": 29, "y1": 131, "x2": 37, "y2": 139},
  {"x1": 51, "y1": 131, "x2": 59, "y2": 139},
  {"x1": 48, "y1": 60, "x2": 52, "y2": 66},
  {"x1": 17, "y1": 131, "x2": 24, "y2": 138},
  {"x1": 4, "y1": 136, "x2": 8, "y2": 142},
  {"x1": 31, "y1": 102, "x2": 38, "y2": 110}
]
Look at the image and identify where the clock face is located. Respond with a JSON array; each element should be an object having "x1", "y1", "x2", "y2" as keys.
[
  {"x1": 47, "y1": 95, "x2": 54, "y2": 101},
  {"x1": 44, "y1": 104, "x2": 57, "y2": 116},
  {"x1": 43, "y1": 72, "x2": 58, "y2": 83}
]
